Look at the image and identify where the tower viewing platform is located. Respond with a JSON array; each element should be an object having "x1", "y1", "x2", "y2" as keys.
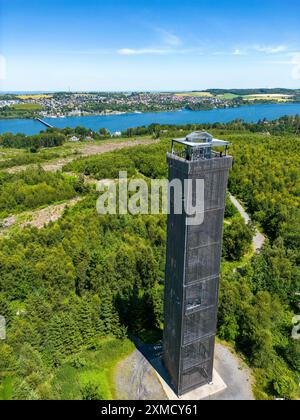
[{"x1": 171, "y1": 131, "x2": 230, "y2": 161}]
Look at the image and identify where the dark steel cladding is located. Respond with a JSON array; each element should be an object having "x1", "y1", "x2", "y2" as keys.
[{"x1": 163, "y1": 134, "x2": 232, "y2": 396}]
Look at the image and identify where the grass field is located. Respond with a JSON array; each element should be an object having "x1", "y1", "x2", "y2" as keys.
[
  {"x1": 11, "y1": 103, "x2": 43, "y2": 111},
  {"x1": 0, "y1": 378, "x2": 13, "y2": 400},
  {"x1": 52, "y1": 338, "x2": 135, "y2": 400},
  {"x1": 217, "y1": 93, "x2": 239, "y2": 100}
]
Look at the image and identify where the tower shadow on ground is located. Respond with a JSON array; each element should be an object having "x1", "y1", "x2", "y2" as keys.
[{"x1": 128, "y1": 334, "x2": 178, "y2": 395}]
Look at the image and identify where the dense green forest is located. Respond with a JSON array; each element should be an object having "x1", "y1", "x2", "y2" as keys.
[
  {"x1": 0, "y1": 168, "x2": 85, "y2": 219},
  {"x1": 0, "y1": 106, "x2": 42, "y2": 120},
  {"x1": 0, "y1": 132, "x2": 66, "y2": 150},
  {"x1": 0, "y1": 118, "x2": 299, "y2": 400},
  {"x1": 0, "y1": 127, "x2": 112, "y2": 151},
  {"x1": 121, "y1": 115, "x2": 300, "y2": 137},
  {"x1": 0, "y1": 152, "x2": 63, "y2": 170}
]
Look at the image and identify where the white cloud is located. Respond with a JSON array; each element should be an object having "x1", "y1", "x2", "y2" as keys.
[
  {"x1": 0, "y1": 55, "x2": 6, "y2": 80},
  {"x1": 233, "y1": 48, "x2": 247, "y2": 56},
  {"x1": 117, "y1": 48, "x2": 172, "y2": 56},
  {"x1": 254, "y1": 45, "x2": 288, "y2": 54},
  {"x1": 117, "y1": 47, "x2": 203, "y2": 56},
  {"x1": 291, "y1": 53, "x2": 300, "y2": 80},
  {"x1": 266, "y1": 52, "x2": 300, "y2": 80},
  {"x1": 160, "y1": 30, "x2": 182, "y2": 47},
  {"x1": 117, "y1": 27, "x2": 183, "y2": 56}
]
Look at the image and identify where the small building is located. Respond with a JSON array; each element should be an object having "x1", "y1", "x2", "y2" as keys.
[
  {"x1": 113, "y1": 131, "x2": 122, "y2": 137},
  {"x1": 69, "y1": 136, "x2": 80, "y2": 142}
]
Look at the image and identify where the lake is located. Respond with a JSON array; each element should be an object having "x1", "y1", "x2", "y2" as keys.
[{"x1": 1, "y1": 103, "x2": 300, "y2": 135}]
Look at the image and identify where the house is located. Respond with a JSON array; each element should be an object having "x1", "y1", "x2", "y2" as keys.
[
  {"x1": 69, "y1": 135, "x2": 80, "y2": 142},
  {"x1": 113, "y1": 131, "x2": 122, "y2": 137}
]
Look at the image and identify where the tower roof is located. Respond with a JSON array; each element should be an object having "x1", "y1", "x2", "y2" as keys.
[{"x1": 173, "y1": 131, "x2": 229, "y2": 148}]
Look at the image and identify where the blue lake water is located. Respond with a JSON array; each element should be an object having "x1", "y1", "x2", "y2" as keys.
[{"x1": 1, "y1": 103, "x2": 300, "y2": 135}]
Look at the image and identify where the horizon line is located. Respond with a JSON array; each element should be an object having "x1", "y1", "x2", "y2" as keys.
[{"x1": 1, "y1": 87, "x2": 300, "y2": 94}]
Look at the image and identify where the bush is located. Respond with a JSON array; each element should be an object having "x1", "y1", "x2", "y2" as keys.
[
  {"x1": 81, "y1": 383, "x2": 104, "y2": 400},
  {"x1": 223, "y1": 219, "x2": 253, "y2": 261}
]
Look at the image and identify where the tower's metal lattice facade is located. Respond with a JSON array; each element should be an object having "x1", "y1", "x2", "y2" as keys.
[{"x1": 163, "y1": 132, "x2": 233, "y2": 396}]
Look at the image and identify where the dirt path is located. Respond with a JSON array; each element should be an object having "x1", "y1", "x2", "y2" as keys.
[
  {"x1": 6, "y1": 139, "x2": 158, "y2": 174},
  {"x1": 229, "y1": 193, "x2": 266, "y2": 252},
  {"x1": 0, "y1": 197, "x2": 82, "y2": 235},
  {"x1": 20, "y1": 197, "x2": 83, "y2": 229}
]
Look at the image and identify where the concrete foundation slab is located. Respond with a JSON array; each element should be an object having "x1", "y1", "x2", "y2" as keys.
[
  {"x1": 155, "y1": 366, "x2": 227, "y2": 401},
  {"x1": 115, "y1": 342, "x2": 254, "y2": 400}
]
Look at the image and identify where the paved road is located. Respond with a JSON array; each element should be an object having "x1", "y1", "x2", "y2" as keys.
[{"x1": 229, "y1": 193, "x2": 266, "y2": 252}]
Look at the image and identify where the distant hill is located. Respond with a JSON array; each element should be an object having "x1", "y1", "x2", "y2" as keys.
[{"x1": 204, "y1": 88, "x2": 300, "y2": 96}]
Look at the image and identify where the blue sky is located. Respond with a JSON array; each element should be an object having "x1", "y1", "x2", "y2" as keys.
[{"x1": 0, "y1": 0, "x2": 300, "y2": 91}]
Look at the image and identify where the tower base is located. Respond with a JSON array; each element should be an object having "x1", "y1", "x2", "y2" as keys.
[
  {"x1": 155, "y1": 367, "x2": 227, "y2": 400},
  {"x1": 115, "y1": 342, "x2": 254, "y2": 400}
]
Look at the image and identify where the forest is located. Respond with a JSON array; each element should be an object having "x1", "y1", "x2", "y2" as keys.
[
  {"x1": 0, "y1": 169, "x2": 83, "y2": 219},
  {"x1": 122, "y1": 115, "x2": 300, "y2": 137},
  {"x1": 0, "y1": 117, "x2": 299, "y2": 400},
  {"x1": 0, "y1": 131, "x2": 66, "y2": 150},
  {"x1": 0, "y1": 126, "x2": 111, "y2": 151}
]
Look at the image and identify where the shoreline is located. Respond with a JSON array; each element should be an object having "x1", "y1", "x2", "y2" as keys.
[
  {"x1": 1, "y1": 100, "x2": 299, "y2": 121},
  {"x1": 1, "y1": 102, "x2": 300, "y2": 136}
]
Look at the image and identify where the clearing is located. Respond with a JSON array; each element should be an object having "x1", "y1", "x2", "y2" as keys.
[
  {"x1": 0, "y1": 197, "x2": 82, "y2": 235},
  {"x1": 243, "y1": 93, "x2": 293, "y2": 102},
  {"x1": 217, "y1": 93, "x2": 239, "y2": 100},
  {"x1": 5, "y1": 138, "x2": 158, "y2": 174},
  {"x1": 115, "y1": 342, "x2": 254, "y2": 400},
  {"x1": 16, "y1": 94, "x2": 52, "y2": 100},
  {"x1": 11, "y1": 103, "x2": 43, "y2": 111},
  {"x1": 175, "y1": 92, "x2": 213, "y2": 98}
]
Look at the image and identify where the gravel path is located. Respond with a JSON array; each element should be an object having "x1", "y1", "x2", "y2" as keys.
[
  {"x1": 115, "y1": 342, "x2": 254, "y2": 400},
  {"x1": 229, "y1": 193, "x2": 266, "y2": 252},
  {"x1": 205, "y1": 343, "x2": 254, "y2": 400}
]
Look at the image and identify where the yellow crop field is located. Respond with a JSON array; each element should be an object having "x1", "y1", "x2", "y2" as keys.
[
  {"x1": 17, "y1": 94, "x2": 52, "y2": 99},
  {"x1": 243, "y1": 94, "x2": 293, "y2": 102},
  {"x1": 175, "y1": 92, "x2": 213, "y2": 98}
]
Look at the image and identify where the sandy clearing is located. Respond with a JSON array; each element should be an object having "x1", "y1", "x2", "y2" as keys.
[
  {"x1": 5, "y1": 139, "x2": 158, "y2": 174},
  {"x1": 0, "y1": 197, "x2": 82, "y2": 235},
  {"x1": 19, "y1": 197, "x2": 83, "y2": 229}
]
